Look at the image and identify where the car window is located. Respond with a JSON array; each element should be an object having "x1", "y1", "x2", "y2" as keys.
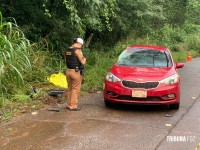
[{"x1": 117, "y1": 48, "x2": 172, "y2": 67}]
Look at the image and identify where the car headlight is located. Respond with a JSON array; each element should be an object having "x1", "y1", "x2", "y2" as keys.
[
  {"x1": 160, "y1": 73, "x2": 179, "y2": 85},
  {"x1": 106, "y1": 72, "x2": 121, "y2": 83}
]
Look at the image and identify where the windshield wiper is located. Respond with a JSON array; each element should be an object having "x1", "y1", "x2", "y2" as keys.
[
  {"x1": 164, "y1": 51, "x2": 169, "y2": 67},
  {"x1": 152, "y1": 51, "x2": 161, "y2": 66}
]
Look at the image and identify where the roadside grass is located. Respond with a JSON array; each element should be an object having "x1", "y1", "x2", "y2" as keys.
[
  {"x1": 0, "y1": 84, "x2": 61, "y2": 122},
  {"x1": 0, "y1": 37, "x2": 65, "y2": 122},
  {"x1": 172, "y1": 50, "x2": 199, "y2": 62},
  {"x1": 81, "y1": 50, "x2": 116, "y2": 93}
]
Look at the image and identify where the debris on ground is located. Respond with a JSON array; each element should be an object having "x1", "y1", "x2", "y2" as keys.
[
  {"x1": 165, "y1": 114, "x2": 172, "y2": 117},
  {"x1": 165, "y1": 124, "x2": 172, "y2": 127},
  {"x1": 192, "y1": 97, "x2": 196, "y2": 100},
  {"x1": 48, "y1": 90, "x2": 65, "y2": 97},
  {"x1": 47, "y1": 72, "x2": 67, "y2": 88},
  {"x1": 32, "y1": 111, "x2": 38, "y2": 115},
  {"x1": 47, "y1": 106, "x2": 60, "y2": 112}
]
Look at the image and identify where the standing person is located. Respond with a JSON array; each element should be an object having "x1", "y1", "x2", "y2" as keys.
[{"x1": 65, "y1": 38, "x2": 86, "y2": 111}]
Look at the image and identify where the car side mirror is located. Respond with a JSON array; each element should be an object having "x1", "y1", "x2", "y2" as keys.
[{"x1": 176, "y1": 62, "x2": 184, "y2": 69}]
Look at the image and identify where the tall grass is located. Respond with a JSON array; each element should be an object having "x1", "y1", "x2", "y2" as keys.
[
  {"x1": 0, "y1": 12, "x2": 32, "y2": 106},
  {"x1": 28, "y1": 40, "x2": 65, "y2": 84}
]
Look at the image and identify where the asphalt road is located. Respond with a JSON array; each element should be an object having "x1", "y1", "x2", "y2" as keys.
[{"x1": 0, "y1": 58, "x2": 200, "y2": 150}]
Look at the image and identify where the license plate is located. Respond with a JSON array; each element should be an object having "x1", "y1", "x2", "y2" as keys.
[{"x1": 132, "y1": 90, "x2": 147, "y2": 98}]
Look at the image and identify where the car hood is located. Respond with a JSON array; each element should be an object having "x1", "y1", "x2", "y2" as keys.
[{"x1": 110, "y1": 65, "x2": 175, "y2": 81}]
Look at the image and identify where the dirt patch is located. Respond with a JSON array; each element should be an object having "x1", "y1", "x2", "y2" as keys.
[
  {"x1": 0, "y1": 90, "x2": 66, "y2": 123},
  {"x1": 44, "y1": 94, "x2": 66, "y2": 106}
]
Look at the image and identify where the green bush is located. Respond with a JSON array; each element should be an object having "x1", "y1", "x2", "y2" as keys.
[{"x1": 186, "y1": 34, "x2": 200, "y2": 52}]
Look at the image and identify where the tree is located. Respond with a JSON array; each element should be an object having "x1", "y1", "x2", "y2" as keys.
[
  {"x1": 44, "y1": 0, "x2": 117, "y2": 36},
  {"x1": 186, "y1": 0, "x2": 200, "y2": 24},
  {"x1": 163, "y1": 0, "x2": 188, "y2": 26}
]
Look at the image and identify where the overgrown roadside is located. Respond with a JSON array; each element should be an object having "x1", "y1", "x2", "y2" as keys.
[
  {"x1": 1, "y1": 0, "x2": 200, "y2": 122},
  {"x1": 0, "y1": 48, "x2": 199, "y2": 123}
]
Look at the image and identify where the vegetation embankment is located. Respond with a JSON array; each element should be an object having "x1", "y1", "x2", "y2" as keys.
[{"x1": 1, "y1": 0, "x2": 200, "y2": 122}]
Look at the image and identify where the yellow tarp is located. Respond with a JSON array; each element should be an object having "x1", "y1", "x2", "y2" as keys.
[{"x1": 47, "y1": 72, "x2": 68, "y2": 88}]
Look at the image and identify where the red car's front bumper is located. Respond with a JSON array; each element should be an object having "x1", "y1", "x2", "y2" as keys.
[{"x1": 103, "y1": 80, "x2": 180, "y2": 105}]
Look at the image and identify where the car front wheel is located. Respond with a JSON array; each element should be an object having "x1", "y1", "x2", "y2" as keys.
[
  {"x1": 104, "y1": 99, "x2": 113, "y2": 107},
  {"x1": 169, "y1": 103, "x2": 180, "y2": 110}
]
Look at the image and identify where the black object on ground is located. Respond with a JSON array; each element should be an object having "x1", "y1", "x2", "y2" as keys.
[
  {"x1": 48, "y1": 90, "x2": 65, "y2": 97},
  {"x1": 69, "y1": 108, "x2": 81, "y2": 111},
  {"x1": 47, "y1": 106, "x2": 60, "y2": 112}
]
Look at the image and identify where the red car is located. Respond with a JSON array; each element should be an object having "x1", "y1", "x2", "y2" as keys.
[{"x1": 103, "y1": 45, "x2": 184, "y2": 109}]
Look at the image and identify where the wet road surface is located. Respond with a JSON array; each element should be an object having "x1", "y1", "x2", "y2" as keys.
[{"x1": 1, "y1": 58, "x2": 200, "y2": 150}]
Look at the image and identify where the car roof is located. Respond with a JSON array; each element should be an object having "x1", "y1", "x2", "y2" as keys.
[{"x1": 128, "y1": 45, "x2": 168, "y2": 51}]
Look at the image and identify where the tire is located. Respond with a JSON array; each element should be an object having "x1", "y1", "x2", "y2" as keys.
[
  {"x1": 169, "y1": 103, "x2": 180, "y2": 110},
  {"x1": 48, "y1": 90, "x2": 65, "y2": 97},
  {"x1": 104, "y1": 100, "x2": 113, "y2": 107}
]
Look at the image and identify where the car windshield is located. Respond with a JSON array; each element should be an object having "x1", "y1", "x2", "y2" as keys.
[{"x1": 117, "y1": 48, "x2": 172, "y2": 67}]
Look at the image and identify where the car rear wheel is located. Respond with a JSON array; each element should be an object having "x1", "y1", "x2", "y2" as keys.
[{"x1": 169, "y1": 103, "x2": 180, "y2": 110}]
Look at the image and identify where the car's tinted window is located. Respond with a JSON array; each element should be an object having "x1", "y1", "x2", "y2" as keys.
[{"x1": 117, "y1": 48, "x2": 172, "y2": 67}]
